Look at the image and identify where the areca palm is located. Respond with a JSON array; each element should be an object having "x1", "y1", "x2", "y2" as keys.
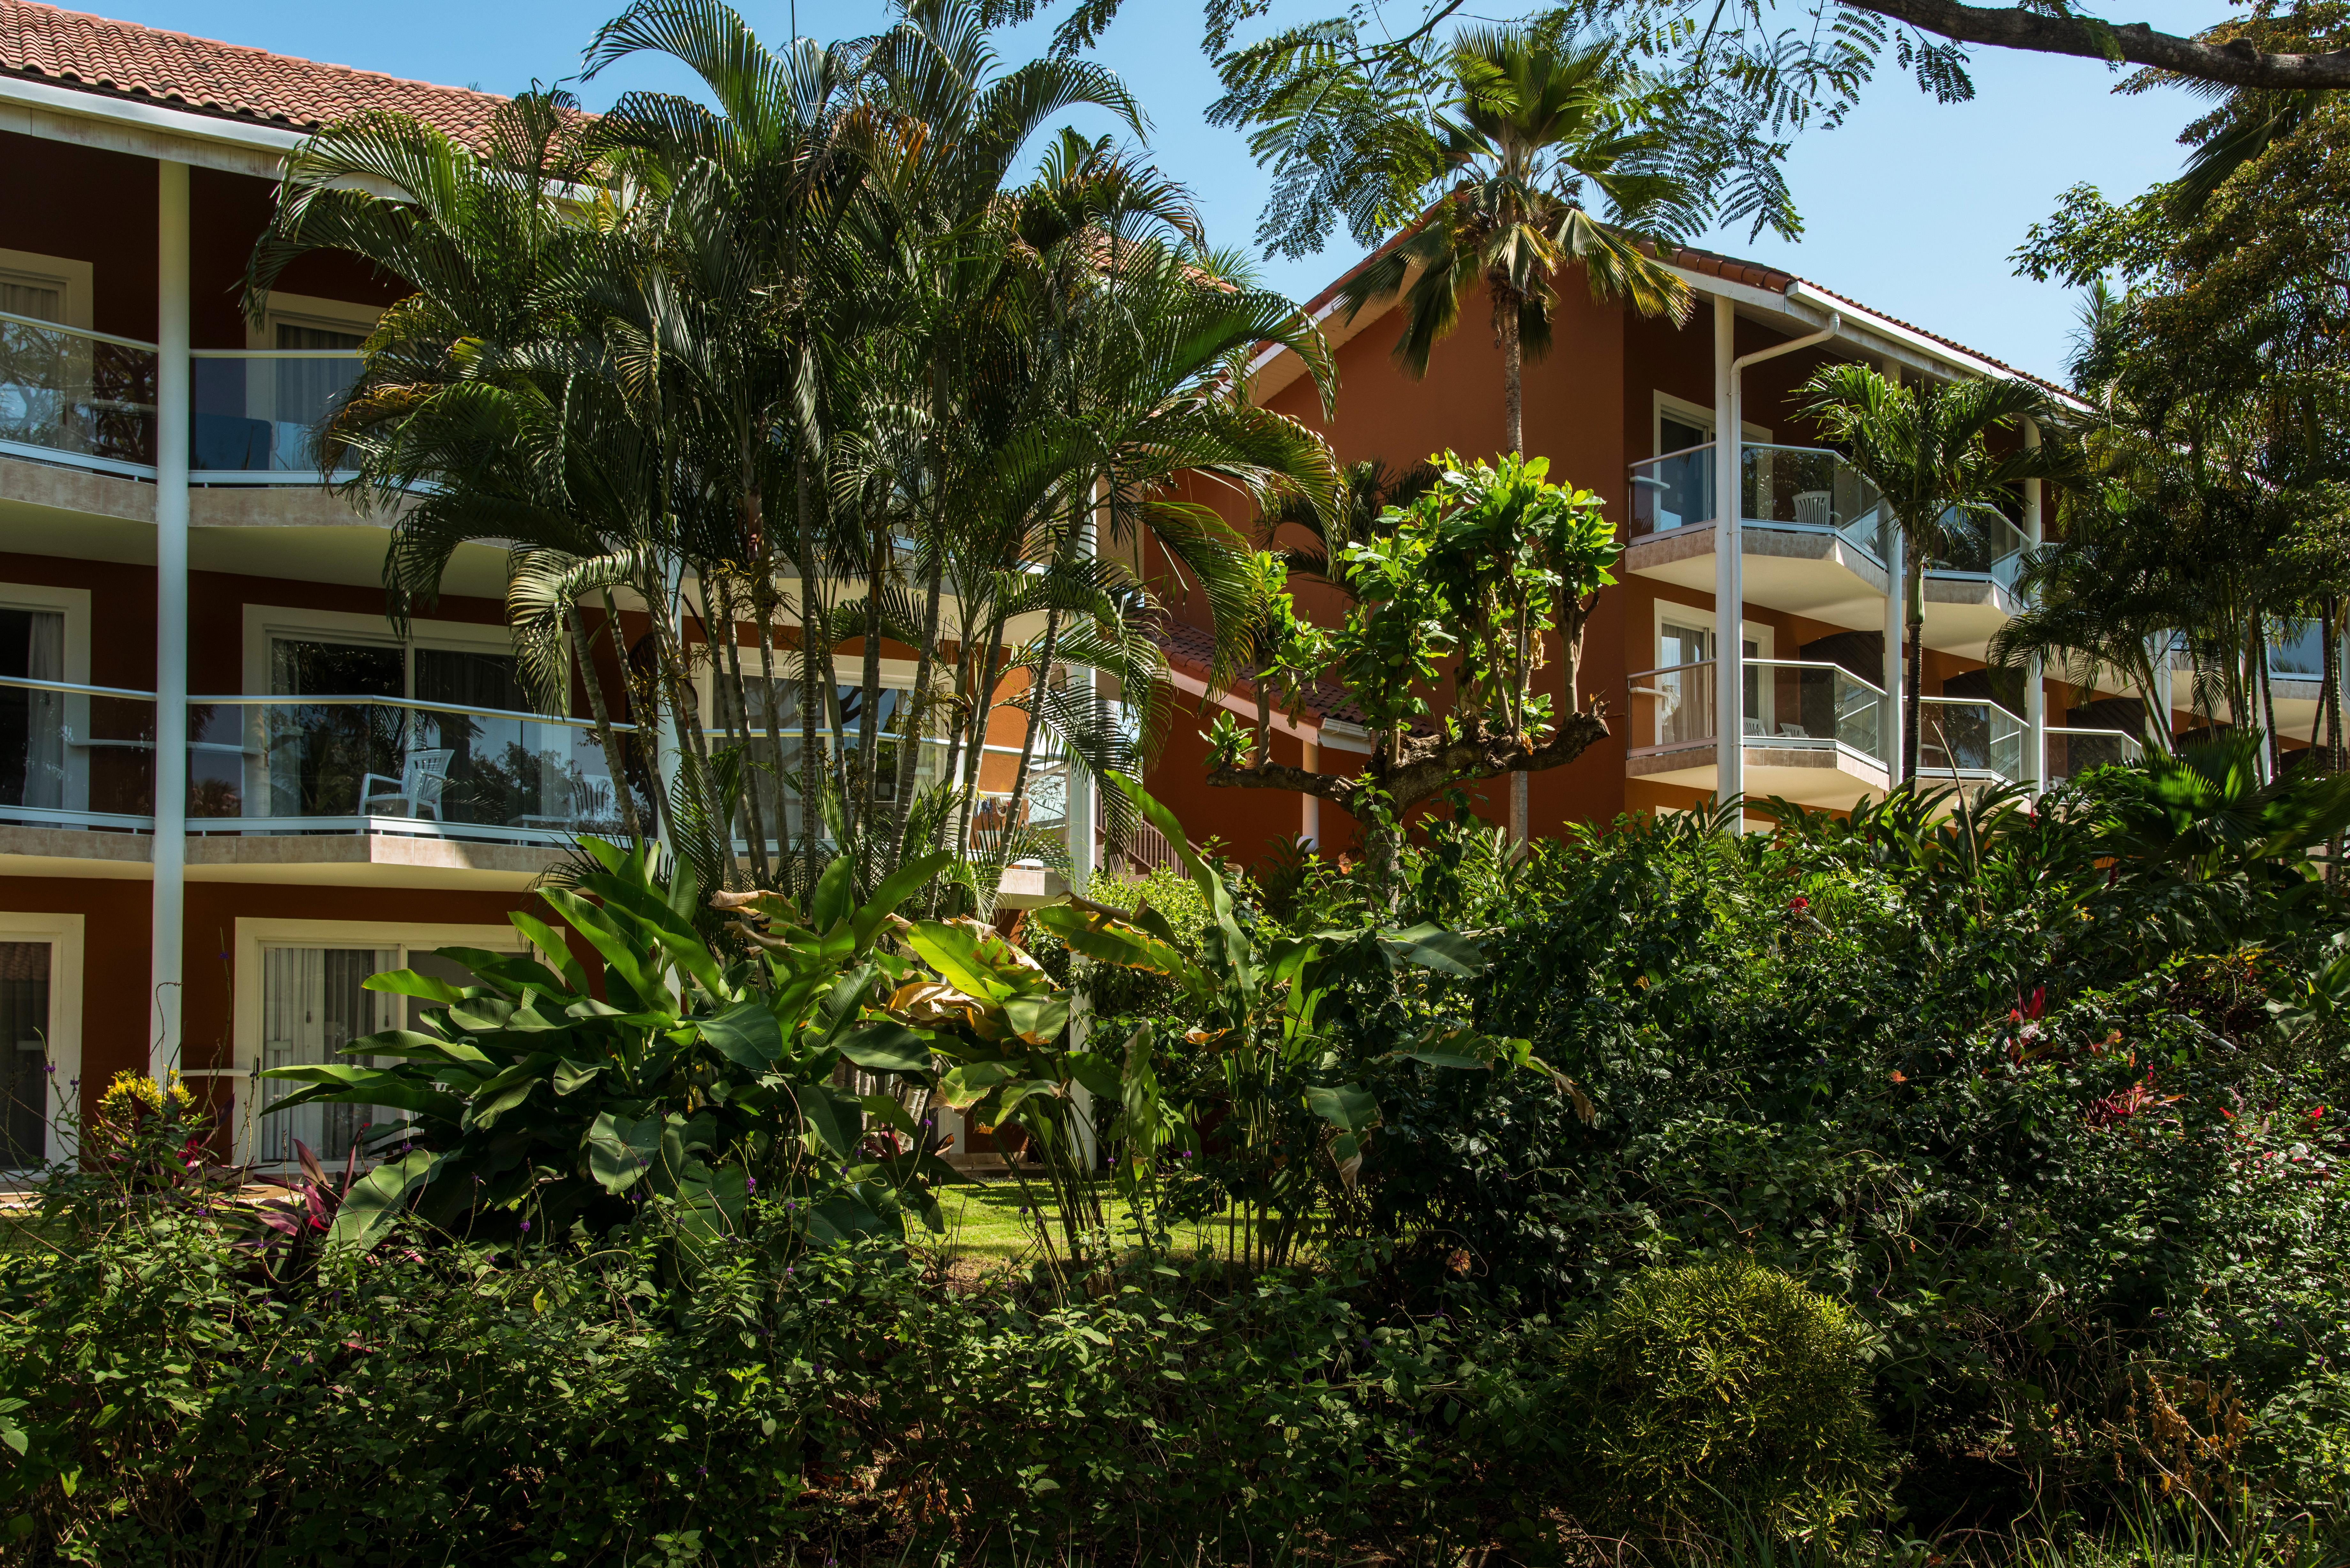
[
  {"x1": 1333, "y1": 28, "x2": 1699, "y2": 458},
  {"x1": 1801, "y1": 365, "x2": 2068, "y2": 786}
]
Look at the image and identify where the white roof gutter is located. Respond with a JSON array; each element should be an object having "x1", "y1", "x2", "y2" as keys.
[{"x1": 0, "y1": 72, "x2": 307, "y2": 179}]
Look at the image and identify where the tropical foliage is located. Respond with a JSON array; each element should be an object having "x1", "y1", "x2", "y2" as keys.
[{"x1": 1204, "y1": 450, "x2": 1619, "y2": 871}]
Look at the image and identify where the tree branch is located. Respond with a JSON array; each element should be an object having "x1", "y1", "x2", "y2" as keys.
[{"x1": 1842, "y1": 0, "x2": 2350, "y2": 89}]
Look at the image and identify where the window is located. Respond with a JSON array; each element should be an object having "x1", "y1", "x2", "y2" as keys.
[
  {"x1": 216, "y1": 609, "x2": 588, "y2": 830},
  {"x1": 0, "y1": 247, "x2": 91, "y2": 330},
  {"x1": 257, "y1": 945, "x2": 398, "y2": 1165},
  {"x1": 1651, "y1": 606, "x2": 1773, "y2": 741},
  {"x1": 0, "y1": 607, "x2": 64, "y2": 810},
  {"x1": 235, "y1": 921, "x2": 516, "y2": 1167},
  {"x1": 0, "y1": 943, "x2": 50, "y2": 1169}
]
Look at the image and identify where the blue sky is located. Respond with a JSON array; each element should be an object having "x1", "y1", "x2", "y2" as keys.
[{"x1": 104, "y1": 0, "x2": 2216, "y2": 381}]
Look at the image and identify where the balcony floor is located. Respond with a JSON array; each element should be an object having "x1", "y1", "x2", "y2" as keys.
[
  {"x1": 1625, "y1": 523, "x2": 2023, "y2": 660},
  {"x1": 1628, "y1": 738, "x2": 1890, "y2": 810}
]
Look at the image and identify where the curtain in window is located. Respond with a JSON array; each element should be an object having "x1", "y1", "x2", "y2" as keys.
[
  {"x1": 257, "y1": 946, "x2": 398, "y2": 1165},
  {"x1": 271, "y1": 324, "x2": 364, "y2": 471},
  {"x1": 0, "y1": 609, "x2": 65, "y2": 810},
  {"x1": 0, "y1": 941, "x2": 49, "y2": 1169}
]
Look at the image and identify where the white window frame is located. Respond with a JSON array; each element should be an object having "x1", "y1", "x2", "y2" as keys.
[
  {"x1": 0, "y1": 247, "x2": 93, "y2": 330},
  {"x1": 239, "y1": 605, "x2": 531, "y2": 703},
  {"x1": 0, "y1": 910, "x2": 84, "y2": 1176},
  {"x1": 246, "y1": 290, "x2": 380, "y2": 355},
  {"x1": 1652, "y1": 601, "x2": 1775, "y2": 733},
  {"x1": 0, "y1": 582, "x2": 95, "y2": 813},
  {"x1": 231, "y1": 916, "x2": 520, "y2": 1168},
  {"x1": 1652, "y1": 390, "x2": 1772, "y2": 456}
]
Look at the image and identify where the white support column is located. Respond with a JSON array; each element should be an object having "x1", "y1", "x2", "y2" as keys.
[
  {"x1": 1880, "y1": 358, "x2": 1906, "y2": 792},
  {"x1": 1712, "y1": 294, "x2": 1742, "y2": 830},
  {"x1": 150, "y1": 159, "x2": 190, "y2": 1082},
  {"x1": 1301, "y1": 741, "x2": 1320, "y2": 848},
  {"x1": 2021, "y1": 417, "x2": 2045, "y2": 791}
]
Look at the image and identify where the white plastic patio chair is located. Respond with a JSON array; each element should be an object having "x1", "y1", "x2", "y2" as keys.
[
  {"x1": 360, "y1": 748, "x2": 452, "y2": 821},
  {"x1": 1794, "y1": 490, "x2": 1833, "y2": 528}
]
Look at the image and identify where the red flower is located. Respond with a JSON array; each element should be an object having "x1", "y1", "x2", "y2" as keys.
[{"x1": 1788, "y1": 896, "x2": 1810, "y2": 914}]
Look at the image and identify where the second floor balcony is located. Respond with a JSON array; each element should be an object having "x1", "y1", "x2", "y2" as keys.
[
  {"x1": 1626, "y1": 441, "x2": 2032, "y2": 655},
  {"x1": 1, "y1": 311, "x2": 360, "y2": 483}
]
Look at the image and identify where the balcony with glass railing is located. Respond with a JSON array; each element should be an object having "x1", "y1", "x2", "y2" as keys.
[
  {"x1": 1920, "y1": 507, "x2": 2030, "y2": 594},
  {"x1": 0, "y1": 315, "x2": 365, "y2": 486},
  {"x1": 1623, "y1": 657, "x2": 1894, "y2": 806},
  {"x1": 184, "y1": 696, "x2": 647, "y2": 841},
  {"x1": 0, "y1": 676, "x2": 156, "y2": 832},
  {"x1": 1915, "y1": 696, "x2": 2025, "y2": 782},
  {"x1": 1627, "y1": 442, "x2": 1886, "y2": 554},
  {"x1": 2042, "y1": 726, "x2": 2142, "y2": 784},
  {"x1": 0, "y1": 312, "x2": 158, "y2": 477},
  {"x1": 190, "y1": 350, "x2": 362, "y2": 479}
]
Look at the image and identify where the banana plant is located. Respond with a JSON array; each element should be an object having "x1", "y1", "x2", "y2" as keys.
[
  {"x1": 883, "y1": 914, "x2": 1153, "y2": 1264},
  {"x1": 260, "y1": 839, "x2": 956, "y2": 1251},
  {"x1": 1031, "y1": 774, "x2": 1538, "y2": 1267}
]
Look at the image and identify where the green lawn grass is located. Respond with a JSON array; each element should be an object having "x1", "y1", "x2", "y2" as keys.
[{"x1": 917, "y1": 1177, "x2": 1321, "y2": 1274}]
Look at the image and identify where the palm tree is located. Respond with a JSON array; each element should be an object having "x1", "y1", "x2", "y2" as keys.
[
  {"x1": 1258, "y1": 457, "x2": 1439, "y2": 584},
  {"x1": 1333, "y1": 28, "x2": 1699, "y2": 459},
  {"x1": 1801, "y1": 365, "x2": 2068, "y2": 786}
]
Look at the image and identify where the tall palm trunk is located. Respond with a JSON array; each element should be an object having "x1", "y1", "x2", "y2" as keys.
[
  {"x1": 1497, "y1": 286, "x2": 1525, "y2": 458},
  {"x1": 857, "y1": 526, "x2": 889, "y2": 849},
  {"x1": 887, "y1": 560, "x2": 946, "y2": 870},
  {"x1": 1497, "y1": 285, "x2": 1529, "y2": 843},
  {"x1": 1003, "y1": 607, "x2": 1063, "y2": 869},
  {"x1": 655, "y1": 565, "x2": 741, "y2": 886},
  {"x1": 711, "y1": 575, "x2": 772, "y2": 882},
  {"x1": 796, "y1": 455, "x2": 826, "y2": 890},
  {"x1": 566, "y1": 601, "x2": 644, "y2": 842},
  {"x1": 601, "y1": 587, "x2": 662, "y2": 842}
]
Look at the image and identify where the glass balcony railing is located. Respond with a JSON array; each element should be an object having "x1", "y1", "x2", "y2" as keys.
[
  {"x1": 0, "y1": 311, "x2": 158, "y2": 473},
  {"x1": 1921, "y1": 507, "x2": 2030, "y2": 592},
  {"x1": 1625, "y1": 659, "x2": 1887, "y2": 764},
  {"x1": 1740, "y1": 443, "x2": 1887, "y2": 557},
  {"x1": 2043, "y1": 726, "x2": 2142, "y2": 784},
  {"x1": 1628, "y1": 443, "x2": 1715, "y2": 537},
  {"x1": 185, "y1": 696, "x2": 647, "y2": 839},
  {"x1": 190, "y1": 351, "x2": 362, "y2": 477},
  {"x1": 1917, "y1": 696, "x2": 2024, "y2": 780},
  {"x1": 1630, "y1": 441, "x2": 1888, "y2": 560},
  {"x1": 0, "y1": 676, "x2": 156, "y2": 828}
]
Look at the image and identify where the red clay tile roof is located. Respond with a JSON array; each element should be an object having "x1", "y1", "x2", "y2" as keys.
[
  {"x1": 1290, "y1": 216, "x2": 2069, "y2": 396},
  {"x1": 1159, "y1": 620, "x2": 1367, "y2": 728},
  {"x1": 0, "y1": 0, "x2": 507, "y2": 143}
]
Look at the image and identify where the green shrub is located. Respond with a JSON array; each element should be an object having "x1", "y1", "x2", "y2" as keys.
[{"x1": 1558, "y1": 1258, "x2": 1895, "y2": 1542}]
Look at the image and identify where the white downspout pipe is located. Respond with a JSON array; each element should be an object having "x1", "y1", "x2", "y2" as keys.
[
  {"x1": 150, "y1": 159, "x2": 189, "y2": 1084},
  {"x1": 1712, "y1": 298, "x2": 1740, "y2": 831},
  {"x1": 1880, "y1": 358, "x2": 1907, "y2": 790},
  {"x1": 1715, "y1": 296, "x2": 1842, "y2": 830}
]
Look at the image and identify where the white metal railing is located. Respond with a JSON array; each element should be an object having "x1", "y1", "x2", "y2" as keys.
[
  {"x1": 1626, "y1": 441, "x2": 2033, "y2": 597},
  {"x1": 1624, "y1": 658, "x2": 1888, "y2": 765}
]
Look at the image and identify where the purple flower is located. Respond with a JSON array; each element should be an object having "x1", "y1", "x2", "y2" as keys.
[
  {"x1": 698, "y1": 1465, "x2": 708, "y2": 1476},
  {"x1": 518, "y1": 1221, "x2": 531, "y2": 1234},
  {"x1": 785, "y1": 1266, "x2": 795, "y2": 1275},
  {"x1": 745, "y1": 1176, "x2": 757, "y2": 1192}
]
